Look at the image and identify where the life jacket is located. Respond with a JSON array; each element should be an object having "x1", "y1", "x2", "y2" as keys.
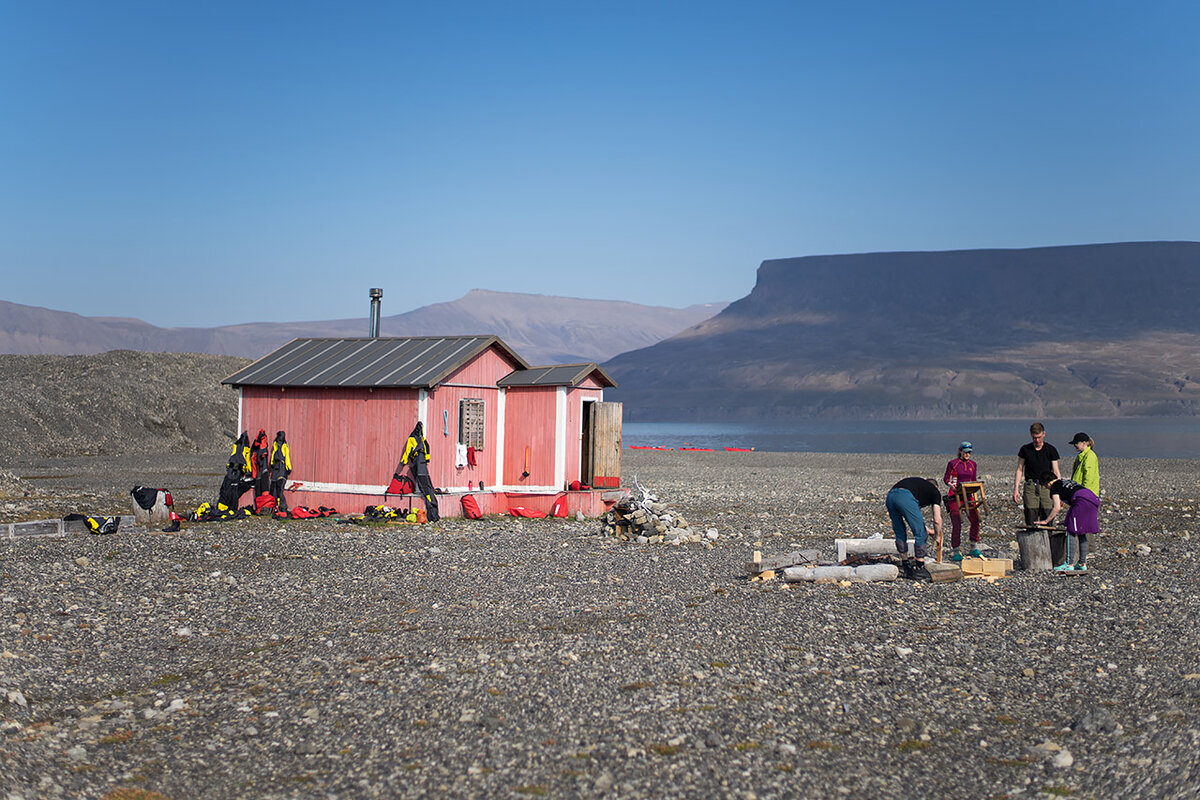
[
  {"x1": 229, "y1": 432, "x2": 252, "y2": 475},
  {"x1": 86, "y1": 516, "x2": 120, "y2": 535},
  {"x1": 403, "y1": 422, "x2": 431, "y2": 465},
  {"x1": 270, "y1": 433, "x2": 291, "y2": 479},
  {"x1": 249, "y1": 430, "x2": 268, "y2": 478},
  {"x1": 254, "y1": 493, "x2": 277, "y2": 513}
]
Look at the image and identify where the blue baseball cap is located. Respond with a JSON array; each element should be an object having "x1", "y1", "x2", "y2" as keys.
[{"x1": 959, "y1": 441, "x2": 973, "y2": 451}]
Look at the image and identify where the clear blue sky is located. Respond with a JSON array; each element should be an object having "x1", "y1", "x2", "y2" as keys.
[{"x1": 2, "y1": 1, "x2": 1198, "y2": 327}]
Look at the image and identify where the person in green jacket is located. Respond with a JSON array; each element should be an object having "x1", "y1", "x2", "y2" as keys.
[{"x1": 1069, "y1": 432, "x2": 1099, "y2": 495}]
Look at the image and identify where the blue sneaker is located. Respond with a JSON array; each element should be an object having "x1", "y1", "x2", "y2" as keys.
[
  {"x1": 1053, "y1": 563, "x2": 1073, "y2": 573},
  {"x1": 1073, "y1": 563, "x2": 1088, "y2": 573},
  {"x1": 968, "y1": 548, "x2": 982, "y2": 558},
  {"x1": 950, "y1": 551, "x2": 963, "y2": 562}
]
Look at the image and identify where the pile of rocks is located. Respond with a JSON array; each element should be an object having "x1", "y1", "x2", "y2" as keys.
[{"x1": 599, "y1": 478, "x2": 717, "y2": 546}]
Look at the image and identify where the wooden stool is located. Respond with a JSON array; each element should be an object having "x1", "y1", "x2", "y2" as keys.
[{"x1": 955, "y1": 481, "x2": 987, "y2": 515}]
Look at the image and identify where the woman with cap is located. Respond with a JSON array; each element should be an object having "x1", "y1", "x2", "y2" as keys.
[
  {"x1": 1038, "y1": 471, "x2": 1099, "y2": 572},
  {"x1": 1069, "y1": 432, "x2": 1099, "y2": 495},
  {"x1": 944, "y1": 441, "x2": 982, "y2": 561}
]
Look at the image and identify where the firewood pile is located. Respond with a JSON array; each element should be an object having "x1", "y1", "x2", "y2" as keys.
[{"x1": 600, "y1": 478, "x2": 713, "y2": 545}]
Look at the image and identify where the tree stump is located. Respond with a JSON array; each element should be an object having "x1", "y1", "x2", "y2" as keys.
[
  {"x1": 1017, "y1": 529, "x2": 1053, "y2": 571},
  {"x1": 131, "y1": 491, "x2": 172, "y2": 527}
]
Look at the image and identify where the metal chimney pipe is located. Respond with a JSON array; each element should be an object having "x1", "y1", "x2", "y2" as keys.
[{"x1": 368, "y1": 288, "x2": 383, "y2": 338}]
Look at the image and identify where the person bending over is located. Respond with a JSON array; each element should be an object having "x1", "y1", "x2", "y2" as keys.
[
  {"x1": 1038, "y1": 471, "x2": 1100, "y2": 573},
  {"x1": 885, "y1": 477, "x2": 944, "y2": 575}
]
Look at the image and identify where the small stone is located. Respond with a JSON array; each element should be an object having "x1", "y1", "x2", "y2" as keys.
[
  {"x1": 66, "y1": 745, "x2": 86, "y2": 762},
  {"x1": 74, "y1": 557, "x2": 89, "y2": 568},
  {"x1": 1022, "y1": 668, "x2": 1036, "y2": 678},
  {"x1": 1052, "y1": 749, "x2": 1074, "y2": 768},
  {"x1": 6, "y1": 689, "x2": 27, "y2": 707},
  {"x1": 895, "y1": 646, "x2": 913, "y2": 659}
]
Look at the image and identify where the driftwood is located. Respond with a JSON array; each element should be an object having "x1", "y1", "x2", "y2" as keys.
[
  {"x1": 837, "y1": 538, "x2": 914, "y2": 563},
  {"x1": 783, "y1": 564, "x2": 899, "y2": 583},
  {"x1": 925, "y1": 562, "x2": 962, "y2": 583},
  {"x1": 746, "y1": 549, "x2": 820, "y2": 575}
]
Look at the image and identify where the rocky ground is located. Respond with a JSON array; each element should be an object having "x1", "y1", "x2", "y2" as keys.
[{"x1": 2, "y1": 450, "x2": 1199, "y2": 799}]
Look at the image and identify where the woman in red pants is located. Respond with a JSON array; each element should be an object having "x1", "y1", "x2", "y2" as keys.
[{"x1": 944, "y1": 441, "x2": 981, "y2": 561}]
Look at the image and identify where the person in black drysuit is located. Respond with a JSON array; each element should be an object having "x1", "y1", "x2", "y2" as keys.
[
  {"x1": 270, "y1": 431, "x2": 291, "y2": 512},
  {"x1": 404, "y1": 421, "x2": 440, "y2": 522},
  {"x1": 218, "y1": 432, "x2": 255, "y2": 510}
]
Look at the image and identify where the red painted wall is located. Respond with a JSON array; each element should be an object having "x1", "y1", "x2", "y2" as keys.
[{"x1": 240, "y1": 385, "x2": 419, "y2": 490}]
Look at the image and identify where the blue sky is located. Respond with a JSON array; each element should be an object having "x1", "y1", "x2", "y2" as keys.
[{"x1": 2, "y1": 1, "x2": 1198, "y2": 327}]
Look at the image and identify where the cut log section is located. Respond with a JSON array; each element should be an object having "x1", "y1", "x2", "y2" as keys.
[
  {"x1": 836, "y1": 538, "x2": 914, "y2": 563},
  {"x1": 746, "y1": 549, "x2": 820, "y2": 575}
]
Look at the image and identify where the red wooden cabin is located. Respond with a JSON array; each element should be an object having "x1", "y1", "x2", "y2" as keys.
[{"x1": 222, "y1": 336, "x2": 621, "y2": 518}]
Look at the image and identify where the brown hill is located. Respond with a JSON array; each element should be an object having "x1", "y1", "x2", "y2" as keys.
[{"x1": 0, "y1": 290, "x2": 725, "y2": 366}]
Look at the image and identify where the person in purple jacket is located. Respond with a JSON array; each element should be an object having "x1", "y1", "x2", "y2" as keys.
[
  {"x1": 1038, "y1": 471, "x2": 1100, "y2": 573},
  {"x1": 944, "y1": 441, "x2": 981, "y2": 561}
]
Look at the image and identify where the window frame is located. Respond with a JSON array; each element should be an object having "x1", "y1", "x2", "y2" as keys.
[{"x1": 458, "y1": 398, "x2": 486, "y2": 450}]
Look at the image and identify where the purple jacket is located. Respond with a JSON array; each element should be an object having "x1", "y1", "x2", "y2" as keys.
[{"x1": 944, "y1": 457, "x2": 977, "y2": 489}]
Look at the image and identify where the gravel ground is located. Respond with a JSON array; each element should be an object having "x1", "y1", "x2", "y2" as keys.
[{"x1": 2, "y1": 450, "x2": 1199, "y2": 799}]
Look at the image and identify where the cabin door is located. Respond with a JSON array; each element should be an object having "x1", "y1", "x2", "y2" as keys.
[{"x1": 584, "y1": 401, "x2": 622, "y2": 488}]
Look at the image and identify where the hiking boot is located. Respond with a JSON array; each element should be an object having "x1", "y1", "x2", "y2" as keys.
[
  {"x1": 950, "y1": 551, "x2": 963, "y2": 562},
  {"x1": 968, "y1": 547, "x2": 982, "y2": 558}
]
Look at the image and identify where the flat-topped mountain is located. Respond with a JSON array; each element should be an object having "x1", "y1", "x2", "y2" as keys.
[
  {"x1": 604, "y1": 242, "x2": 1200, "y2": 419},
  {"x1": 0, "y1": 289, "x2": 725, "y2": 366}
]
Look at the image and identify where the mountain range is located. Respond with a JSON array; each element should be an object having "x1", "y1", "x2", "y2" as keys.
[
  {"x1": 602, "y1": 241, "x2": 1200, "y2": 419},
  {"x1": 0, "y1": 289, "x2": 726, "y2": 366}
]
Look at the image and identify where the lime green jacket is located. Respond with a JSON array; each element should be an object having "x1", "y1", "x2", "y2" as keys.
[{"x1": 1071, "y1": 446, "x2": 1099, "y2": 494}]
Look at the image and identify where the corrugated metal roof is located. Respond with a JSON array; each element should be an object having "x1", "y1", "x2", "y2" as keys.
[
  {"x1": 222, "y1": 336, "x2": 529, "y2": 388},
  {"x1": 498, "y1": 363, "x2": 616, "y2": 388}
]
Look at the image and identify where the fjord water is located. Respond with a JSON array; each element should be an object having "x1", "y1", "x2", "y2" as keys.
[{"x1": 624, "y1": 418, "x2": 1200, "y2": 459}]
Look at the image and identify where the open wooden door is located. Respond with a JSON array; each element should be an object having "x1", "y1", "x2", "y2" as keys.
[{"x1": 589, "y1": 401, "x2": 622, "y2": 488}]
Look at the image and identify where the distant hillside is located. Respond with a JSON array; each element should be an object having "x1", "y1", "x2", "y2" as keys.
[
  {"x1": 604, "y1": 242, "x2": 1200, "y2": 420},
  {"x1": 0, "y1": 290, "x2": 726, "y2": 366},
  {"x1": 0, "y1": 351, "x2": 247, "y2": 458}
]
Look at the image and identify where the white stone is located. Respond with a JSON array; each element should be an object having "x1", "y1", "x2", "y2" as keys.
[{"x1": 1052, "y1": 749, "x2": 1074, "y2": 768}]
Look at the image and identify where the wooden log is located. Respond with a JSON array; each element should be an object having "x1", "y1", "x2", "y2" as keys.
[
  {"x1": 1016, "y1": 529, "x2": 1053, "y2": 571},
  {"x1": 837, "y1": 538, "x2": 914, "y2": 562},
  {"x1": 131, "y1": 490, "x2": 172, "y2": 527},
  {"x1": 782, "y1": 566, "x2": 854, "y2": 582},
  {"x1": 925, "y1": 562, "x2": 962, "y2": 583},
  {"x1": 745, "y1": 549, "x2": 821, "y2": 575}
]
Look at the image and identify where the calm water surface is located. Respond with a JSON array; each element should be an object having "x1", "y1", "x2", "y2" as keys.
[{"x1": 624, "y1": 418, "x2": 1200, "y2": 459}]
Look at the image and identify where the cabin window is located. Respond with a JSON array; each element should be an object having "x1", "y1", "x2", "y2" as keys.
[{"x1": 458, "y1": 398, "x2": 485, "y2": 449}]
